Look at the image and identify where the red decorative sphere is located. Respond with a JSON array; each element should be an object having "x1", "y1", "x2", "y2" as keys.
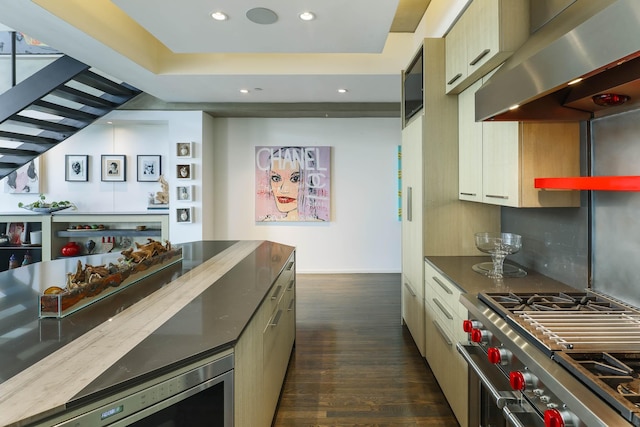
[{"x1": 61, "y1": 242, "x2": 81, "y2": 257}]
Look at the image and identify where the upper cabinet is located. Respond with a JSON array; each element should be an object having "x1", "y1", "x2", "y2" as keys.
[
  {"x1": 459, "y1": 79, "x2": 581, "y2": 208},
  {"x1": 445, "y1": 0, "x2": 529, "y2": 94}
]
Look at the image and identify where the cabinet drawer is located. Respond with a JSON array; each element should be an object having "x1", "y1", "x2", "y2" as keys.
[
  {"x1": 266, "y1": 257, "x2": 295, "y2": 313},
  {"x1": 425, "y1": 294, "x2": 455, "y2": 336},
  {"x1": 425, "y1": 261, "x2": 468, "y2": 323},
  {"x1": 425, "y1": 263, "x2": 460, "y2": 303}
]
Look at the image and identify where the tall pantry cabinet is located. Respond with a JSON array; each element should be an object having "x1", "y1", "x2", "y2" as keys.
[{"x1": 400, "y1": 39, "x2": 499, "y2": 361}]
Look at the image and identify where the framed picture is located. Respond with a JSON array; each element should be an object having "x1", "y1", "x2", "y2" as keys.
[
  {"x1": 176, "y1": 207, "x2": 193, "y2": 223},
  {"x1": 65, "y1": 155, "x2": 89, "y2": 182},
  {"x1": 6, "y1": 222, "x2": 27, "y2": 245},
  {"x1": 101, "y1": 155, "x2": 126, "y2": 182},
  {"x1": 176, "y1": 185, "x2": 193, "y2": 202},
  {"x1": 176, "y1": 142, "x2": 193, "y2": 158},
  {"x1": 137, "y1": 155, "x2": 161, "y2": 181},
  {"x1": 3, "y1": 159, "x2": 40, "y2": 193},
  {"x1": 177, "y1": 164, "x2": 193, "y2": 180}
]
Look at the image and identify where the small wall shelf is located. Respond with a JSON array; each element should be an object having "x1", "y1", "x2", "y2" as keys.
[
  {"x1": 535, "y1": 176, "x2": 640, "y2": 191},
  {"x1": 57, "y1": 229, "x2": 162, "y2": 238},
  {"x1": 0, "y1": 213, "x2": 169, "y2": 272}
]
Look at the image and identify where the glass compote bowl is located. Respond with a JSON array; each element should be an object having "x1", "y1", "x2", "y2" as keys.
[{"x1": 474, "y1": 232, "x2": 523, "y2": 279}]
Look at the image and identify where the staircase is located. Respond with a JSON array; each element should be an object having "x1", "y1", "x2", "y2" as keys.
[{"x1": 0, "y1": 55, "x2": 142, "y2": 181}]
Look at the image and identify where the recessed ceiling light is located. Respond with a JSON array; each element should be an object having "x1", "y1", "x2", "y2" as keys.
[
  {"x1": 568, "y1": 78, "x2": 583, "y2": 85},
  {"x1": 211, "y1": 11, "x2": 228, "y2": 21},
  {"x1": 508, "y1": 104, "x2": 519, "y2": 110},
  {"x1": 337, "y1": 88, "x2": 348, "y2": 93},
  {"x1": 299, "y1": 11, "x2": 315, "y2": 21},
  {"x1": 240, "y1": 89, "x2": 249, "y2": 94}
]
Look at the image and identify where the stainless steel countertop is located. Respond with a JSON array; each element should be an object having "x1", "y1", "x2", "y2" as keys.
[{"x1": 0, "y1": 240, "x2": 294, "y2": 426}]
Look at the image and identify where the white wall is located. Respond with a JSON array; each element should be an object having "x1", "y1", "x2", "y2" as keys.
[
  {"x1": 211, "y1": 117, "x2": 402, "y2": 273},
  {"x1": 0, "y1": 113, "x2": 402, "y2": 273},
  {"x1": 0, "y1": 111, "x2": 207, "y2": 245}
]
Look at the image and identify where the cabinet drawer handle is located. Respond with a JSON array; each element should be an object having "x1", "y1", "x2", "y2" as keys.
[
  {"x1": 433, "y1": 319, "x2": 453, "y2": 347},
  {"x1": 270, "y1": 309, "x2": 283, "y2": 327},
  {"x1": 287, "y1": 279, "x2": 294, "y2": 291},
  {"x1": 403, "y1": 282, "x2": 417, "y2": 297},
  {"x1": 271, "y1": 285, "x2": 283, "y2": 300},
  {"x1": 287, "y1": 299, "x2": 295, "y2": 311},
  {"x1": 485, "y1": 194, "x2": 509, "y2": 199},
  {"x1": 469, "y1": 48, "x2": 490, "y2": 66},
  {"x1": 285, "y1": 261, "x2": 294, "y2": 271},
  {"x1": 447, "y1": 73, "x2": 463, "y2": 85},
  {"x1": 432, "y1": 276, "x2": 453, "y2": 294},
  {"x1": 460, "y1": 192, "x2": 476, "y2": 196},
  {"x1": 433, "y1": 298, "x2": 453, "y2": 320}
]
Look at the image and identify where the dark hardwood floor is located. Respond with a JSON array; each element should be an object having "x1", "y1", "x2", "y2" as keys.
[{"x1": 273, "y1": 273, "x2": 459, "y2": 427}]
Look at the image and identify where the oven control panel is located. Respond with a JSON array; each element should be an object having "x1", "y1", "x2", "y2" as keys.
[{"x1": 462, "y1": 319, "x2": 583, "y2": 426}]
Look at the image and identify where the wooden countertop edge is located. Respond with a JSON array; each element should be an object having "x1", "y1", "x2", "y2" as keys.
[{"x1": 0, "y1": 240, "x2": 264, "y2": 427}]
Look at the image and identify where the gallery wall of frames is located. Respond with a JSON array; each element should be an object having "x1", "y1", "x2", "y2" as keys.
[{"x1": 0, "y1": 112, "x2": 208, "y2": 246}]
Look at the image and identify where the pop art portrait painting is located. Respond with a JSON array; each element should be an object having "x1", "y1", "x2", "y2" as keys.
[{"x1": 255, "y1": 146, "x2": 330, "y2": 222}]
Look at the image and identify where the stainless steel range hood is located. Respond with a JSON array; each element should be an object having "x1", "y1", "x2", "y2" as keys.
[{"x1": 476, "y1": 0, "x2": 640, "y2": 122}]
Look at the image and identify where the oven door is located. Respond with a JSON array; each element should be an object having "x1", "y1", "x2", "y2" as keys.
[
  {"x1": 46, "y1": 354, "x2": 234, "y2": 427},
  {"x1": 109, "y1": 369, "x2": 233, "y2": 427},
  {"x1": 457, "y1": 343, "x2": 544, "y2": 427}
]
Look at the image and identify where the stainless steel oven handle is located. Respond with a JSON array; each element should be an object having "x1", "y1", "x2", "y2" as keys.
[
  {"x1": 502, "y1": 405, "x2": 527, "y2": 427},
  {"x1": 456, "y1": 343, "x2": 517, "y2": 409}
]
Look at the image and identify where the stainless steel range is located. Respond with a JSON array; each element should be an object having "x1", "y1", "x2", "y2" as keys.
[{"x1": 458, "y1": 290, "x2": 640, "y2": 427}]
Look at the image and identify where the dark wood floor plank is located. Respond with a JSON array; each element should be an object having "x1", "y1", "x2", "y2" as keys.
[{"x1": 273, "y1": 273, "x2": 459, "y2": 427}]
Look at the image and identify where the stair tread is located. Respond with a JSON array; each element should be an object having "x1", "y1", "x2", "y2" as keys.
[
  {"x1": 7, "y1": 115, "x2": 81, "y2": 133},
  {"x1": 0, "y1": 55, "x2": 142, "y2": 181},
  {"x1": 52, "y1": 86, "x2": 118, "y2": 109}
]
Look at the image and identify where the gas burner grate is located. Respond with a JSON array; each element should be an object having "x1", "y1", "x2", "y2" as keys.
[
  {"x1": 517, "y1": 311, "x2": 640, "y2": 351},
  {"x1": 480, "y1": 291, "x2": 633, "y2": 313},
  {"x1": 555, "y1": 352, "x2": 640, "y2": 424}
]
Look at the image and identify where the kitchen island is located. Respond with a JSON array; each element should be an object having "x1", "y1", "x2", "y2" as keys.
[{"x1": 0, "y1": 240, "x2": 296, "y2": 427}]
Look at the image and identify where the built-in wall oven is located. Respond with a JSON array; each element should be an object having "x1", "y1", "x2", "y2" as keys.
[{"x1": 32, "y1": 353, "x2": 234, "y2": 427}]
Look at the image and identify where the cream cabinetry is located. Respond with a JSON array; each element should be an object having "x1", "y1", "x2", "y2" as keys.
[
  {"x1": 458, "y1": 80, "x2": 483, "y2": 202},
  {"x1": 424, "y1": 260, "x2": 469, "y2": 427},
  {"x1": 401, "y1": 38, "x2": 499, "y2": 357},
  {"x1": 445, "y1": 0, "x2": 528, "y2": 94},
  {"x1": 458, "y1": 80, "x2": 581, "y2": 207},
  {"x1": 263, "y1": 256, "x2": 296, "y2": 418},
  {"x1": 401, "y1": 115, "x2": 425, "y2": 357},
  {"x1": 234, "y1": 252, "x2": 296, "y2": 427}
]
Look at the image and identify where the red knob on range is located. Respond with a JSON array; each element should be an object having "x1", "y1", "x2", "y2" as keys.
[
  {"x1": 463, "y1": 320, "x2": 483, "y2": 332},
  {"x1": 544, "y1": 408, "x2": 565, "y2": 427},
  {"x1": 471, "y1": 328, "x2": 491, "y2": 343},
  {"x1": 509, "y1": 371, "x2": 526, "y2": 391},
  {"x1": 487, "y1": 347, "x2": 502, "y2": 364},
  {"x1": 462, "y1": 320, "x2": 473, "y2": 332}
]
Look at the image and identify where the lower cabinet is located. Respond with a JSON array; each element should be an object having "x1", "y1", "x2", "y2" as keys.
[
  {"x1": 263, "y1": 262, "x2": 296, "y2": 415},
  {"x1": 234, "y1": 252, "x2": 296, "y2": 427},
  {"x1": 402, "y1": 277, "x2": 425, "y2": 356},
  {"x1": 424, "y1": 261, "x2": 468, "y2": 427}
]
